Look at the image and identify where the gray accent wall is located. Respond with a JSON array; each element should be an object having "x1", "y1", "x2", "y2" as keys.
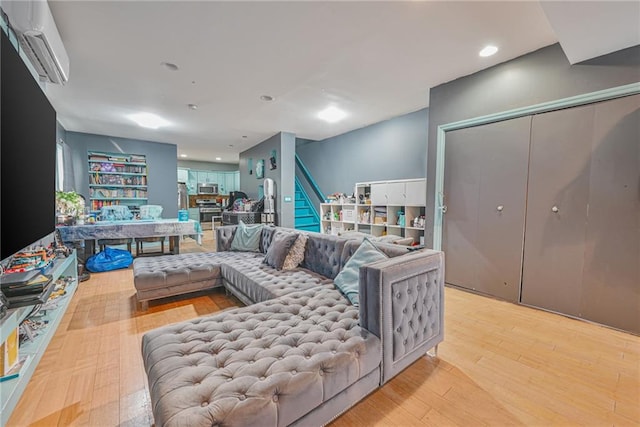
[
  {"x1": 65, "y1": 131, "x2": 179, "y2": 217},
  {"x1": 239, "y1": 132, "x2": 295, "y2": 228},
  {"x1": 426, "y1": 43, "x2": 640, "y2": 247},
  {"x1": 296, "y1": 108, "x2": 428, "y2": 199}
]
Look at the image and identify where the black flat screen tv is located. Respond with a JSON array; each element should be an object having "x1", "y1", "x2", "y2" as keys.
[{"x1": 1, "y1": 30, "x2": 57, "y2": 260}]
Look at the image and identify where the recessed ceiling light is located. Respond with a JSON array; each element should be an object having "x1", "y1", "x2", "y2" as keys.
[
  {"x1": 260, "y1": 95, "x2": 274, "y2": 102},
  {"x1": 215, "y1": 157, "x2": 222, "y2": 161},
  {"x1": 160, "y1": 62, "x2": 179, "y2": 71},
  {"x1": 128, "y1": 112, "x2": 170, "y2": 129},
  {"x1": 188, "y1": 103, "x2": 198, "y2": 110},
  {"x1": 318, "y1": 106, "x2": 347, "y2": 123},
  {"x1": 479, "y1": 45, "x2": 498, "y2": 57},
  {"x1": 180, "y1": 154, "x2": 187, "y2": 158}
]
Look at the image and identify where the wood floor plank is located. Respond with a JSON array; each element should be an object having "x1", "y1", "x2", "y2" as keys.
[{"x1": 6, "y1": 235, "x2": 640, "y2": 426}]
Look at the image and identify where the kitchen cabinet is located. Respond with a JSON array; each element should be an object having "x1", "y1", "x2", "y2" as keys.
[{"x1": 182, "y1": 169, "x2": 239, "y2": 195}]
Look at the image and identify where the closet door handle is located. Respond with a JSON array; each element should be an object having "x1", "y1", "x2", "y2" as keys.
[
  {"x1": 551, "y1": 206, "x2": 559, "y2": 213},
  {"x1": 496, "y1": 205, "x2": 504, "y2": 212}
]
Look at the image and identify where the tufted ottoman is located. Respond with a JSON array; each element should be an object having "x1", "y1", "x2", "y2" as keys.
[
  {"x1": 133, "y1": 252, "x2": 262, "y2": 310},
  {"x1": 142, "y1": 287, "x2": 381, "y2": 427}
]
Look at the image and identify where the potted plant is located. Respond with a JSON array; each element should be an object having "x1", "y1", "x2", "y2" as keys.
[{"x1": 55, "y1": 191, "x2": 85, "y2": 225}]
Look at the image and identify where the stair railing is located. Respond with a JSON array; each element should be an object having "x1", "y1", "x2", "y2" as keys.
[{"x1": 295, "y1": 153, "x2": 325, "y2": 204}]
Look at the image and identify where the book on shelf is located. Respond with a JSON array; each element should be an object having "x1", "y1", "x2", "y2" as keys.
[
  {"x1": 0, "y1": 355, "x2": 29, "y2": 382},
  {"x1": 1, "y1": 327, "x2": 19, "y2": 376}
]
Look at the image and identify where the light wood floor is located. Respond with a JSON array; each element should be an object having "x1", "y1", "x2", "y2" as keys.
[{"x1": 8, "y1": 234, "x2": 640, "y2": 426}]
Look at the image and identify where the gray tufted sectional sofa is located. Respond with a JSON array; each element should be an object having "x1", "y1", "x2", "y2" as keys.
[{"x1": 138, "y1": 225, "x2": 444, "y2": 427}]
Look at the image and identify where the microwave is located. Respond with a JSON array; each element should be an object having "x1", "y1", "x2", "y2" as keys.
[{"x1": 197, "y1": 183, "x2": 218, "y2": 194}]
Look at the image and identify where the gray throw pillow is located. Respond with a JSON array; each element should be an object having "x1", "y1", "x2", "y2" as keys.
[
  {"x1": 264, "y1": 231, "x2": 299, "y2": 270},
  {"x1": 230, "y1": 221, "x2": 264, "y2": 252},
  {"x1": 334, "y1": 237, "x2": 388, "y2": 307}
]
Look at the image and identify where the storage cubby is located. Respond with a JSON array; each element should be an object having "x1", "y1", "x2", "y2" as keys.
[{"x1": 320, "y1": 179, "x2": 427, "y2": 245}]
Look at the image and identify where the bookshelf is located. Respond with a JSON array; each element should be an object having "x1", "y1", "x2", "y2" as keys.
[
  {"x1": 88, "y1": 151, "x2": 148, "y2": 214},
  {"x1": 0, "y1": 250, "x2": 78, "y2": 425}
]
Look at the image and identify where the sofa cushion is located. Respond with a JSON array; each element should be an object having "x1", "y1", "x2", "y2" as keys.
[
  {"x1": 263, "y1": 230, "x2": 299, "y2": 270},
  {"x1": 221, "y1": 257, "x2": 333, "y2": 304},
  {"x1": 283, "y1": 233, "x2": 308, "y2": 271},
  {"x1": 334, "y1": 238, "x2": 388, "y2": 307},
  {"x1": 231, "y1": 221, "x2": 264, "y2": 252},
  {"x1": 142, "y1": 287, "x2": 381, "y2": 427},
  {"x1": 133, "y1": 252, "x2": 261, "y2": 293}
]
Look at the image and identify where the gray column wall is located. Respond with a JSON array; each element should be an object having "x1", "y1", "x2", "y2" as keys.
[
  {"x1": 426, "y1": 43, "x2": 640, "y2": 247},
  {"x1": 239, "y1": 132, "x2": 295, "y2": 228},
  {"x1": 65, "y1": 131, "x2": 179, "y2": 217},
  {"x1": 296, "y1": 108, "x2": 428, "y2": 198}
]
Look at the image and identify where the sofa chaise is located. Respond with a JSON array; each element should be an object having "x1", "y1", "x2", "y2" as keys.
[{"x1": 138, "y1": 225, "x2": 444, "y2": 427}]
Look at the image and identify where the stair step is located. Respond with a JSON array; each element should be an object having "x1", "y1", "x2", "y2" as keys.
[
  {"x1": 295, "y1": 215, "x2": 318, "y2": 226},
  {"x1": 295, "y1": 207, "x2": 311, "y2": 216},
  {"x1": 295, "y1": 200, "x2": 308, "y2": 208},
  {"x1": 295, "y1": 223, "x2": 320, "y2": 233}
]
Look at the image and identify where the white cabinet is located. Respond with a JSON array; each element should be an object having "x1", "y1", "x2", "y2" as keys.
[
  {"x1": 320, "y1": 178, "x2": 427, "y2": 245},
  {"x1": 404, "y1": 179, "x2": 426, "y2": 206},
  {"x1": 370, "y1": 183, "x2": 388, "y2": 205}
]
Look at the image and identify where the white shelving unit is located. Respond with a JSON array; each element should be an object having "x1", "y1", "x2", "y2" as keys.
[
  {"x1": 0, "y1": 250, "x2": 78, "y2": 425},
  {"x1": 320, "y1": 179, "x2": 427, "y2": 245}
]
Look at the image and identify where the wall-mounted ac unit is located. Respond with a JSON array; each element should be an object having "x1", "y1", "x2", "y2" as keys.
[{"x1": 2, "y1": 0, "x2": 69, "y2": 84}]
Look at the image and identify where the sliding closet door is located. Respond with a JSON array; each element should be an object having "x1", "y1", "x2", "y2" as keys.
[
  {"x1": 581, "y1": 94, "x2": 640, "y2": 333},
  {"x1": 443, "y1": 116, "x2": 531, "y2": 301},
  {"x1": 521, "y1": 104, "x2": 595, "y2": 316}
]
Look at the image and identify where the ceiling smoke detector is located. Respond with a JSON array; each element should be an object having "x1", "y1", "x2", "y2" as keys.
[
  {"x1": 260, "y1": 95, "x2": 274, "y2": 102},
  {"x1": 188, "y1": 103, "x2": 198, "y2": 110}
]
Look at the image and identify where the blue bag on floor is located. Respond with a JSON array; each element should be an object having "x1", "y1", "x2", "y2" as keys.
[{"x1": 86, "y1": 247, "x2": 133, "y2": 272}]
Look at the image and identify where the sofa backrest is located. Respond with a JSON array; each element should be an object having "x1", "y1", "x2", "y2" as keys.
[
  {"x1": 301, "y1": 233, "x2": 348, "y2": 279},
  {"x1": 259, "y1": 226, "x2": 278, "y2": 253}
]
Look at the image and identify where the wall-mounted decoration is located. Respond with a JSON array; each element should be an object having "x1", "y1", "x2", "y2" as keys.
[
  {"x1": 256, "y1": 159, "x2": 264, "y2": 179},
  {"x1": 248, "y1": 158, "x2": 253, "y2": 175},
  {"x1": 269, "y1": 149, "x2": 277, "y2": 170}
]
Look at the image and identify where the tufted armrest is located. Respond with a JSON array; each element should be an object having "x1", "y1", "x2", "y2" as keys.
[
  {"x1": 215, "y1": 225, "x2": 237, "y2": 251},
  {"x1": 359, "y1": 249, "x2": 444, "y2": 384}
]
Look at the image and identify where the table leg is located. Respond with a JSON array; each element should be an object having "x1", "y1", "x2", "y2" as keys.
[
  {"x1": 84, "y1": 239, "x2": 95, "y2": 260},
  {"x1": 169, "y1": 236, "x2": 180, "y2": 254}
]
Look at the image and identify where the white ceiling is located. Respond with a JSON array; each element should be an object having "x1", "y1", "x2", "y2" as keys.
[{"x1": 33, "y1": 1, "x2": 638, "y2": 163}]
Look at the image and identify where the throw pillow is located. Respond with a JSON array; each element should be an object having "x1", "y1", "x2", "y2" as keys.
[
  {"x1": 334, "y1": 237, "x2": 388, "y2": 307},
  {"x1": 264, "y1": 230, "x2": 299, "y2": 270},
  {"x1": 230, "y1": 221, "x2": 264, "y2": 252},
  {"x1": 282, "y1": 233, "x2": 308, "y2": 270}
]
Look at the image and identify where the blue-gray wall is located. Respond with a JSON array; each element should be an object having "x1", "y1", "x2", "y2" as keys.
[
  {"x1": 296, "y1": 108, "x2": 428, "y2": 204},
  {"x1": 65, "y1": 131, "x2": 179, "y2": 217},
  {"x1": 239, "y1": 132, "x2": 296, "y2": 228},
  {"x1": 426, "y1": 43, "x2": 640, "y2": 247}
]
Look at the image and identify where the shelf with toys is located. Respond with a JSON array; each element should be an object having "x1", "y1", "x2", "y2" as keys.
[
  {"x1": 0, "y1": 237, "x2": 78, "y2": 425},
  {"x1": 320, "y1": 179, "x2": 427, "y2": 246}
]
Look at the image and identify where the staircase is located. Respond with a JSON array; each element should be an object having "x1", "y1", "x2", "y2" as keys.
[{"x1": 294, "y1": 179, "x2": 320, "y2": 232}]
